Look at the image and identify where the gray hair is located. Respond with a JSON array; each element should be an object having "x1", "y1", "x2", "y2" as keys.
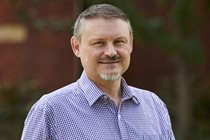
[{"x1": 73, "y1": 4, "x2": 133, "y2": 41}]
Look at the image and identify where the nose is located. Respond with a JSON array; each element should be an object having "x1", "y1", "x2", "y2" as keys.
[{"x1": 104, "y1": 43, "x2": 117, "y2": 57}]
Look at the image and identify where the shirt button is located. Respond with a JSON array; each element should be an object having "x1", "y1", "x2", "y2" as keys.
[{"x1": 104, "y1": 96, "x2": 108, "y2": 99}]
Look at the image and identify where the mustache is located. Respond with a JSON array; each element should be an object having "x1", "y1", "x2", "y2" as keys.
[{"x1": 99, "y1": 55, "x2": 121, "y2": 62}]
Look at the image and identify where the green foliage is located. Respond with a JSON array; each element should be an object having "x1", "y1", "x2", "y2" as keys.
[
  {"x1": 0, "y1": 82, "x2": 43, "y2": 140},
  {"x1": 9, "y1": 0, "x2": 73, "y2": 32},
  {"x1": 206, "y1": 0, "x2": 210, "y2": 11},
  {"x1": 6, "y1": 0, "x2": 208, "y2": 139},
  {"x1": 80, "y1": 0, "x2": 208, "y2": 139},
  {"x1": 192, "y1": 77, "x2": 210, "y2": 139},
  {"x1": 158, "y1": 74, "x2": 210, "y2": 140},
  {"x1": 32, "y1": 18, "x2": 72, "y2": 32},
  {"x1": 81, "y1": 0, "x2": 203, "y2": 65}
]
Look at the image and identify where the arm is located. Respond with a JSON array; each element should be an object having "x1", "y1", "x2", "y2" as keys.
[
  {"x1": 21, "y1": 102, "x2": 53, "y2": 140},
  {"x1": 151, "y1": 93, "x2": 176, "y2": 140}
]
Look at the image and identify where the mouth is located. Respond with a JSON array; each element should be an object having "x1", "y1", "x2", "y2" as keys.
[{"x1": 99, "y1": 60, "x2": 120, "y2": 64}]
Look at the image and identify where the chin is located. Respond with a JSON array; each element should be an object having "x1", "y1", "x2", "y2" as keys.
[{"x1": 99, "y1": 73, "x2": 121, "y2": 81}]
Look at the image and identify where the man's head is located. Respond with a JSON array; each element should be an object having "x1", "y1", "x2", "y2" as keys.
[
  {"x1": 73, "y1": 4, "x2": 133, "y2": 42},
  {"x1": 71, "y1": 4, "x2": 133, "y2": 82}
]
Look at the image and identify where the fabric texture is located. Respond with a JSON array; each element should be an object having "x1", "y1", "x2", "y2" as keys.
[{"x1": 21, "y1": 71, "x2": 175, "y2": 140}]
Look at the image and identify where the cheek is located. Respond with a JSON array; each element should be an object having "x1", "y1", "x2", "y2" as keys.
[
  {"x1": 89, "y1": 49, "x2": 103, "y2": 59},
  {"x1": 81, "y1": 49, "x2": 100, "y2": 63},
  {"x1": 120, "y1": 51, "x2": 131, "y2": 66},
  {"x1": 119, "y1": 48, "x2": 132, "y2": 58}
]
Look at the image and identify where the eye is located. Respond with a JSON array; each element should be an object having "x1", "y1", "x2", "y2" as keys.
[
  {"x1": 91, "y1": 41, "x2": 105, "y2": 47},
  {"x1": 114, "y1": 40, "x2": 127, "y2": 46}
]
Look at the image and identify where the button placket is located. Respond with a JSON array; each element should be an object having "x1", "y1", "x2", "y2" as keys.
[
  {"x1": 118, "y1": 114, "x2": 121, "y2": 119},
  {"x1": 117, "y1": 101, "x2": 129, "y2": 140}
]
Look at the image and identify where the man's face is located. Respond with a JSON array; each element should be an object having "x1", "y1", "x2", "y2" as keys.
[{"x1": 72, "y1": 18, "x2": 133, "y2": 82}]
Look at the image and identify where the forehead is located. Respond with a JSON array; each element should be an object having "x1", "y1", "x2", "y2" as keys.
[{"x1": 80, "y1": 18, "x2": 130, "y2": 38}]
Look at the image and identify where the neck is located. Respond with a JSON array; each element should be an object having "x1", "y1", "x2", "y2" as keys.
[{"x1": 91, "y1": 77, "x2": 122, "y2": 107}]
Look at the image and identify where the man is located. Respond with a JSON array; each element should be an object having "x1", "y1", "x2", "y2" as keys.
[{"x1": 21, "y1": 4, "x2": 175, "y2": 140}]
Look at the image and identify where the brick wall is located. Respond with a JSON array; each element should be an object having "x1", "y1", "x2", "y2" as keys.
[
  {"x1": 0, "y1": 0, "x2": 78, "y2": 92},
  {"x1": 0, "y1": 0, "x2": 209, "y2": 92}
]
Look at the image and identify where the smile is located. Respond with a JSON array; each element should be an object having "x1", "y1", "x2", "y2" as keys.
[{"x1": 99, "y1": 60, "x2": 120, "y2": 64}]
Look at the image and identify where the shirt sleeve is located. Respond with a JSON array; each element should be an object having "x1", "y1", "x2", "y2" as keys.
[
  {"x1": 21, "y1": 102, "x2": 53, "y2": 140},
  {"x1": 151, "y1": 93, "x2": 176, "y2": 140},
  {"x1": 161, "y1": 101, "x2": 176, "y2": 140}
]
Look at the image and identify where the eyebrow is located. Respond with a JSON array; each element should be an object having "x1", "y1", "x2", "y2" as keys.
[
  {"x1": 89, "y1": 35, "x2": 128, "y2": 40},
  {"x1": 88, "y1": 38, "x2": 104, "y2": 43},
  {"x1": 115, "y1": 36, "x2": 127, "y2": 40}
]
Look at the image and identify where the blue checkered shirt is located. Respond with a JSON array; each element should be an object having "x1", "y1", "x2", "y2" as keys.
[{"x1": 21, "y1": 72, "x2": 175, "y2": 140}]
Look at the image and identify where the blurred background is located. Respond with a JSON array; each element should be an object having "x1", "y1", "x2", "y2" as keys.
[{"x1": 0, "y1": 0, "x2": 209, "y2": 139}]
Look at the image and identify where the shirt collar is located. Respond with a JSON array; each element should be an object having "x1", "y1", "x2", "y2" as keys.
[
  {"x1": 121, "y1": 77, "x2": 140, "y2": 105},
  {"x1": 78, "y1": 71, "x2": 140, "y2": 106}
]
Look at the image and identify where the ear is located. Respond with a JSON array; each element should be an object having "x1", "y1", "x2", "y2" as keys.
[
  {"x1": 130, "y1": 35, "x2": 133, "y2": 53},
  {"x1": 70, "y1": 36, "x2": 80, "y2": 57}
]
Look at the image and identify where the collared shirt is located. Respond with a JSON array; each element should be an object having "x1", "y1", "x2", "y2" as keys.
[{"x1": 21, "y1": 72, "x2": 175, "y2": 140}]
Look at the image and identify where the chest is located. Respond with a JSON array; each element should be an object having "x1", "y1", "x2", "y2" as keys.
[{"x1": 49, "y1": 101, "x2": 169, "y2": 140}]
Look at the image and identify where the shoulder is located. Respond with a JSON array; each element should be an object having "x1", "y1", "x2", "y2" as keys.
[
  {"x1": 128, "y1": 86, "x2": 171, "y2": 125},
  {"x1": 22, "y1": 82, "x2": 80, "y2": 139},
  {"x1": 31, "y1": 82, "x2": 79, "y2": 110},
  {"x1": 128, "y1": 86, "x2": 174, "y2": 137}
]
